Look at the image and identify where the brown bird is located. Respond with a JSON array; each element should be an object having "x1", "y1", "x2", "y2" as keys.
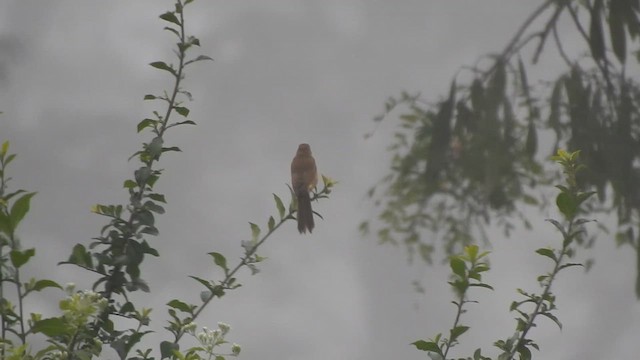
[{"x1": 291, "y1": 143, "x2": 318, "y2": 233}]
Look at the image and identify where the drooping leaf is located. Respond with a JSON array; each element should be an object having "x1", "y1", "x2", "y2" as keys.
[{"x1": 31, "y1": 279, "x2": 63, "y2": 292}]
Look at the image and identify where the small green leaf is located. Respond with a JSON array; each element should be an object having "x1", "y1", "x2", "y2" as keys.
[
  {"x1": 411, "y1": 340, "x2": 442, "y2": 354},
  {"x1": 148, "y1": 193, "x2": 167, "y2": 203},
  {"x1": 31, "y1": 279, "x2": 62, "y2": 292},
  {"x1": 164, "y1": 26, "x2": 180, "y2": 38},
  {"x1": 123, "y1": 179, "x2": 138, "y2": 189},
  {"x1": 147, "y1": 137, "x2": 164, "y2": 158},
  {"x1": 174, "y1": 106, "x2": 190, "y2": 117},
  {"x1": 450, "y1": 325, "x2": 470, "y2": 341},
  {"x1": 185, "y1": 55, "x2": 214, "y2": 66},
  {"x1": 139, "y1": 226, "x2": 159, "y2": 236},
  {"x1": 167, "y1": 299, "x2": 194, "y2": 314},
  {"x1": 465, "y1": 244, "x2": 478, "y2": 261},
  {"x1": 1, "y1": 140, "x2": 8, "y2": 157},
  {"x1": 209, "y1": 252, "x2": 228, "y2": 272},
  {"x1": 143, "y1": 94, "x2": 157, "y2": 100},
  {"x1": 273, "y1": 194, "x2": 285, "y2": 219},
  {"x1": 144, "y1": 200, "x2": 165, "y2": 214},
  {"x1": 149, "y1": 61, "x2": 176, "y2": 76},
  {"x1": 137, "y1": 118, "x2": 156, "y2": 133},
  {"x1": 249, "y1": 222, "x2": 260, "y2": 241},
  {"x1": 450, "y1": 257, "x2": 466, "y2": 278},
  {"x1": 535, "y1": 248, "x2": 557, "y2": 262},
  {"x1": 268, "y1": 216, "x2": 275, "y2": 231},
  {"x1": 4, "y1": 154, "x2": 16, "y2": 168},
  {"x1": 10, "y1": 248, "x2": 35, "y2": 268},
  {"x1": 162, "y1": 146, "x2": 182, "y2": 153},
  {"x1": 189, "y1": 276, "x2": 214, "y2": 290},
  {"x1": 558, "y1": 262, "x2": 583, "y2": 271},
  {"x1": 171, "y1": 120, "x2": 196, "y2": 127},
  {"x1": 159, "y1": 12, "x2": 180, "y2": 26}
]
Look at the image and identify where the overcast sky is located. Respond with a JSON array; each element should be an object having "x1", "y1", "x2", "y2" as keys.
[{"x1": 1, "y1": 1, "x2": 639, "y2": 359}]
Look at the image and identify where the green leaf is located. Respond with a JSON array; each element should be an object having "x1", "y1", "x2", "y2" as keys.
[
  {"x1": 10, "y1": 192, "x2": 37, "y2": 230},
  {"x1": 268, "y1": 216, "x2": 275, "y2": 231},
  {"x1": 185, "y1": 55, "x2": 214, "y2": 66},
  {"x1": 189, "y1": 276, "x2": 214, "y2": 290},
  {"x1": 209, "y1": 252, "x2": 228, "y2": 272},
  {"x1": 64, "y1": 244, "x2": 93, "y2": 268},
  {"x1": 469, "y1": 283, "x2": 494, "y2": 290},
  {"x1": 1, "y1": 140, "x2": 8, "y2": 157},
  {"x1": 535, "y1": 248, "x2": 557, "y2": 262},
  {"x1": 147, "y1": 137, "x2": 164, "y2": 158},
  {"x1": 148, "y1": 193, "x2": 167, "y2": 203},
  {"x1": 149, "y1": 61, "x2": 176, "y2": 76},
  {"x1": 411, "y1": 340, "x2": 442, "y2": 354},
  {"x1": 162, "y1": 146, "x2": 182, "y2": 153},
  {"x1": 32, "y1": 318, "x2": 70, "y2": 337},
  {"x1": 143, "y1": 94, "x2": 157, "y2": 100},
  {"x1": 159, "y1": 11, "x2": 180, "y2": 26},
  {"x1": 164, "y1": 26, "x2": 180, "y2": 38},
  {"x1": 144, "y1": 200, "x2": 165, "y2": 214},
  {"x1": 171, "y1": 120, "x2": 196, "y2": 127},
  {"x1": 137, "y1": 118, "x2": 156, "y2": 133},
  {"x1": 174, "y1": 106, "x2": 190, "y2": 117},
  {"x1": 167, "y1": 299, "x2": 194, "y2": 314},
  {"x1": 273, "y1": 194, "x2": 285, "y2": 219},
  {"x1": 123, "y1": 179, "x2": 138, "y2": 189},
  {"x1": 558, "y1": 262, "x2": 583, "y2": 271},
  {"x1": 160, "y1": 341, "x2": 179, "y2": 359},
  {"x1": 31, "y1": 279, "x2": 62, "y2": 292},
  {"x1": 140, "y1": 226, "x2": 159, "y2": 236},
  {"x1": 450, "y1": 257, "x2": 466, "y2": 278},
  {"x1": 450, "y1": 325, "x2": 469, "y2": 341},
  {"x1": 556, "y1": 192, "x2": 577, "y2": 218},
  {"x1": 249, "y1": 222, "x2": 260, "y2": 242},
  {"x1": 10, "y1": 248, "x2": 35, "y2": 268}
]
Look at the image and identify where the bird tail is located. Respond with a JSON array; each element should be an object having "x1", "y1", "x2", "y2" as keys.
[{"x1": 297, "y1": 192, "x2": 314, "y2": 234}]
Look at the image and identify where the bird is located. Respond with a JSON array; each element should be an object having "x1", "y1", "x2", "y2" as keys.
[{"x1": 291, "y1": 143, "x2": 318, "y2": 234}]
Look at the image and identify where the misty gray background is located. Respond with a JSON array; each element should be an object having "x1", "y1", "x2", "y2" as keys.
[{"x1": 1, "y1": 1, "x2": 639, "y2": 359}]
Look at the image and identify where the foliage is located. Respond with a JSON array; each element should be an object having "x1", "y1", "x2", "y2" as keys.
[
  {"x1": 413, "y1": 150, "x2": 594, "y2": 360},
  {"x1": 363, "y1": 0, "x2": 640, "y2": 296},
  {"x1": 0, "y1": 1, "x2": 335, "y2": 359}
]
